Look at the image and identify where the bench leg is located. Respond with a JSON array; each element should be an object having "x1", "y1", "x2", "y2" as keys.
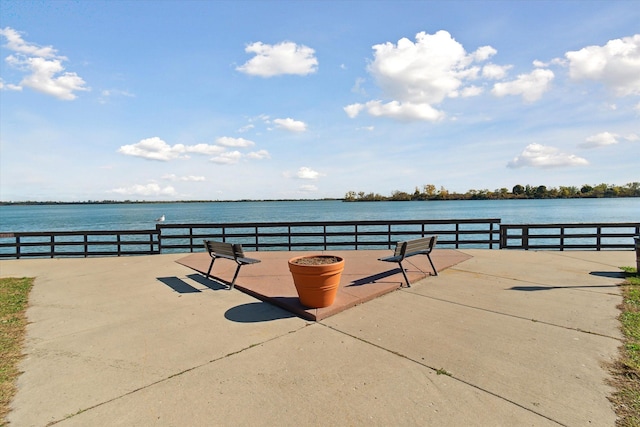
[
  {"x1": 398, "y1": 261, "x2": 411, "y2": 288},
  {"x1": 206, "y1": 257, "x2": 216, "y2": 279},
  {"x1": 229, "y1": 264, "x2": 242, "y2": 290},
  {"x1": 426, "y1": 254, "x2": 438, "y2": 276}
]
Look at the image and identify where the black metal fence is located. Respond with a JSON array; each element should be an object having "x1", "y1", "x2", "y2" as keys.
[
  {"x1": 499, "y1": 222, "x2": 640, "y2": 250},
  {"x1": 0, "y1": 230, "x2": 160, "y2": 258},
  {"x1": 1, "y1": 219, "x2": 638, "y2": 259},
  {"x1": 157, "y1": 218, "x2": 501, "y2": 253}
]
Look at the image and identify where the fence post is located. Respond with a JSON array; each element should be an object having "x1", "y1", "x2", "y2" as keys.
[
  {"x1": 635, "y1": 236, "x2": 639, "y2": 274},
  {"x1": 156, "y1": 224, "x2": 162, "y2": 254},
  {"x1": 355, "y1": 224, "x2": 358, "y2": 250},
  {"x1": 254, "y1": 226, "x2": 259, "y2": 251}
]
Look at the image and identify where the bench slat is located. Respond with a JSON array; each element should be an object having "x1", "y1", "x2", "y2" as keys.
[
  {"x1": 404, "y1": 236, "x2": 437, "y2": 254},
  {"x1": 205, "y1": 241, "x2": 237, "y2": 258}
]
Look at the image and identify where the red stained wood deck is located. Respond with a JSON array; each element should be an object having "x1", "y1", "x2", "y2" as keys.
[{"x1": 176, "y1": 249, "x2": 472, "y2": 321}]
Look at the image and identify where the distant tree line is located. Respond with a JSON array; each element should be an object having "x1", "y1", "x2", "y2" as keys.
[{"x1": 344, "y1": 182, "x2": 640, "y2": 201}]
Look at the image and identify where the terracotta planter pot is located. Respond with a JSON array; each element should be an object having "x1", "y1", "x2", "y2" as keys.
[{"x1": 288, "y1": 255, "x2": 345, "y2": 308}]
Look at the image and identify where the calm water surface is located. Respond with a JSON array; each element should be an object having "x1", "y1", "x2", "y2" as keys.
[{"x1": 0, "y1": 198, "x2": 638, "y2": 233}]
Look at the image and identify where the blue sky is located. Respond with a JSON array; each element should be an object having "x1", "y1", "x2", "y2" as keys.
[{"x1": 0, "y1": 0, "x2": 638, "y2": 201}]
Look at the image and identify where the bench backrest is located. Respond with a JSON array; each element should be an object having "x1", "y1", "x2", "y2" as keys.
[
  {"x1": 204, "y1": 240, "x2": 244, "y2": 259},
  {"x1": 395, "y1": 236, "x2": 437, "y2": 257}
]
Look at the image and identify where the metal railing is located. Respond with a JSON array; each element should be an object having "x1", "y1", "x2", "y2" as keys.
[
  {"x1": 1, "y1": 219, "x2": 638, "y2": 259},
  {"x1": 0, "y1": 230, "x2": 160, "y2": 259},
  {"x1": 499, "y1": 223, "x2": 640, "y2": 250},
  {"x1": 157, "y1": 218, "x2": 501, "y2": 253}
]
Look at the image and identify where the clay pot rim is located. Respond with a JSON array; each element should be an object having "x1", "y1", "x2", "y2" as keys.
[{"x1": 288, "y1": 254, "x2": 345, "y2": 265}]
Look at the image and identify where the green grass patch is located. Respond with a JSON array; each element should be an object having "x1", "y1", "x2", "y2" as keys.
[
  {"x1": 611, "y1": 267, "x2": 640, "y2": 426},
  {"x1": 0, "y1": 277, "x2": 34, "y2": 425},
  {"x1": 435, "y1": 368, "x2": 451, "y2": 376}
]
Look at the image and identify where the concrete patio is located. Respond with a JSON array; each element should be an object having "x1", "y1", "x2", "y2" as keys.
[{"x1": 0, "y1": 249, "x2": 635, "y2": 426}]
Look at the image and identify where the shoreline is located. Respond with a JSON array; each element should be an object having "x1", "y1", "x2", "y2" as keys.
[{"x1": 2, "y1": 194, "x2": 639, "y2": 206}]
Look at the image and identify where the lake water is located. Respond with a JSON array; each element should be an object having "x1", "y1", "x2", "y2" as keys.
[{"x1": 0, "y1": 198, "x2": 638, "y2": 232}]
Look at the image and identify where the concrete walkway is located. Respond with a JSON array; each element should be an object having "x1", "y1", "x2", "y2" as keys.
[{"x1": 0, "y1": 249, "x2": 634, "y2": 426}]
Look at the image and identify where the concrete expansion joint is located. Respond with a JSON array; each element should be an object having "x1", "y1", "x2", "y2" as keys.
[
  {"x1": 402, "y1": 291, "x2": 624, "y2": 342},
  {"x1": 318, "y1": 322, "x2": 567, "y2": 426},
  {"x1": 43, "y1": 325, "x2": 310, "y2": 426},
  {"x1": 546, "y1": 251, "x2": 632, "y2": 269}
]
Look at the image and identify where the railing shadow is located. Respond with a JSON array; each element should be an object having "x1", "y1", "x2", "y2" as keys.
[
  {"x1": 509, "y1": 284, "x2": 621, "y2": 291},
  {"x1": 589, "y1": 271, "x2": 626, "y2": 279},
  {"x1": 510, "y1": 270, "x2": 627, "y2": 291}
]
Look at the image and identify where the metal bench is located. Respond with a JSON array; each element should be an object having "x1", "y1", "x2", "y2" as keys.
[
  {"x1": 203, "y1": 240, "x2": 261, "y2": 289},
  {"x1": 378, "y1": 236, "x2": 438, "y2": 287}
]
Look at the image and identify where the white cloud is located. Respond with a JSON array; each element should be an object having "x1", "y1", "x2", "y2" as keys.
[
  {"x1": 118, "y1": 138, "x2": 227, "y2": 161},
  {"x1": 0, "y1": 27, "x2": 88, "y2": 100},
  {"x1": 108, "y1": 183, "x2": 176, "y2": 196},
  {"x1": 185, "y1": 143, "x2": 225, "y2": 155},
  {"x1": 348, "y1": 30, "x2": 511, "y2": 122},
  {"x1": 299, "y1": 184, "x2": 318, "y2": 192},
  {"x1": 369, "y1": 100, "x2": 445, "y2": 121},
  {"x1": 564, "y1": 34, "x2": 640, "y2": 96},
  {"x1": 482, "y1": 63, "x2": 512, "y2": 80},
  {"x1": 273, "y1": 117, "x2": 307, "y2": 132},
  {"x1": 162, "y1": 174, "x2": 206, "y2": 182},
  {"x1": 351, "y1": 77, "x2": 367, "y2": 95},
  {"x1": 119, "y1": 136, "x2": 269, "y2": 165},
  {"x1": 344, "y1": 103, "x2": 365, "y2": 118},
  {"x1": 0, "y1": 77, "x2": 22, "y2": 91},
  {"x1": 368, "y1": 30, "x2": 487, "y2": 105},
  {"x1": 355, "y1": 100, "x2": 445, "y2": 122},
  {"x1": 98, "y1": 89, "x2": 134, "y2": 104},
  {"x1": 507, "y1": 143, "x2": 589, "y2": 168},
  {"x1": 579, "y1": 131, "x2": 619, "y2": 148},
  {"x1": 210, "y1": 151, "x2": 243, "y2": 164},
  {"x1": 246, "y1": 149, "x2": 270, "y2": 159},
  {"x1": 237, "y1": 124, "x2": 255, "y2": 133},
  {"x1": 296, "y1": 167, "x2": 322, "y2": 180},
  {"x1": 492, "y1": 68, "x2": 554, "y2": 102},
  {"x1": 0, "y1": 27, "x2": 58, "y2": 58},
  {"x1": 236, "y1": 41, "x2": 318, "y2": 77},
  {"x1": 625, "y1": 133, "x2": 639, "y2": 142},
  {"x1": 472, "y1": 45, "x2": 497, "y2": 61},
  {"x1": 215, "y1": 136, "x2": 255, "y2": 147},
  {"x1": 118, "y1": 137, "x2": 189, "y2": 161},
  {"x1": 460, "y1": 85, "x2": 484, "y2": 97}
]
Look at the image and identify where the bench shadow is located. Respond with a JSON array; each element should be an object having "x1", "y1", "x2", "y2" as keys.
[
  {"x1": 347, "y1": 268, "x2": 403, "y2": 286},
  {"x1": 157, "y1": 277, "x2": 201, "y2": 294},
  {"x1": 225, "y1": 302, "x2": 297, "y2": 323},
  {"x1": 187, "y1": 273, "x2": 229, "y2": 290}
]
